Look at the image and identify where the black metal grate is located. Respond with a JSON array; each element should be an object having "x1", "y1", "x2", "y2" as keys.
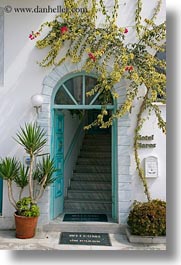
[{"x1": 63, "y1": 213, "x2": 108, "y2": 222}]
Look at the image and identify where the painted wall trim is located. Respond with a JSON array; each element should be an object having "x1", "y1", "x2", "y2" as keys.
[
  {"x1": 112, "y1": 115, "x2": 118, "y2": 221},
  {"x1": 54, "y1": 104, "x2": 114, "y2": 110}
]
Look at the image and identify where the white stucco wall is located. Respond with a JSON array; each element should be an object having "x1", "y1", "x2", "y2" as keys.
[
  {"x1": 63, "y1": 110, "x2": 82, "y2": 160},
  {"x1": 63, "y1": 110, "x2": 85, "y2": 196},
  {"x1": 129, "y1": 102, "x2": 166, "y2": 202},
  {"x1": 0, "y1": 0, "x2": 166, "y2": 227},
  {"x1": 0, "y1": 0, "x2": 58, "y2": 159}
]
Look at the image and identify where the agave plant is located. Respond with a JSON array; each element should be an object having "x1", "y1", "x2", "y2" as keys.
[{"x1": 0, "y1": 123, "x2": 56, "y2": 215}]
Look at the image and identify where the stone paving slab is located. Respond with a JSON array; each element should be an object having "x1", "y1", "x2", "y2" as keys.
[{"x1": 0, "y1": 230, "x2": 166, "y2": 250}]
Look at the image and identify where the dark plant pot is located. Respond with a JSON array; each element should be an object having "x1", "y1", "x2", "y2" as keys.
[{"x1": 14, "y1": 213, "x2": 38, "y2": 239}]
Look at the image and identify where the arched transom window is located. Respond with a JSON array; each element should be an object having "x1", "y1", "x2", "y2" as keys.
[{"x1": 54, "y1": 73, "x2": 114, "y2": 108}]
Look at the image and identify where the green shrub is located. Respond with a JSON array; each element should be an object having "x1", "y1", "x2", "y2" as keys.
[
  {"x1": 16, "y1": 197, "x2": 40, "y2": 217},
  {"x1": 127, "y1": 200, "x2": 166, "y2": 236}
]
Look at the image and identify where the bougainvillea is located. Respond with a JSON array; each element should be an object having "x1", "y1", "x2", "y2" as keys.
[{"x1": 30, "y1": 0, "x2": 166, "y2": 201}]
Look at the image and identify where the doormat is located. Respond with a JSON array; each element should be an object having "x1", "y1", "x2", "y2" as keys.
[
  {"x1": 59, "y1": 232, "x2": 111, "y2": 246},
  {"x1": 63, "y1": 213, "x2": 108, "y2": 222}
]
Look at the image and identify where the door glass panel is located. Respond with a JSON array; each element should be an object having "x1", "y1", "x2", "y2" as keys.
[
  {"x1": 55, "y1": 136, "x2": 63, "y2": 153},
  {"x1": 85, "y1": 76, "x2": 98, "y2": 104},
  {"x1": 54, "y1": 86, "x2": 75, "y2": 105},
  {"x1": 93, "y1": 90, "x2": 113, "y2": 105},
  {"x1": 54, "y1": 74, "x2": 114, "y2": 106},
  {"x1": 64, "y1": 76, "x2": 83, "y2": 104}
]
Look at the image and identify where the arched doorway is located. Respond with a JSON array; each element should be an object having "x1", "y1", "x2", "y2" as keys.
[{"x1": 50, "y1": 72, "x2": 118, "y2": 221}]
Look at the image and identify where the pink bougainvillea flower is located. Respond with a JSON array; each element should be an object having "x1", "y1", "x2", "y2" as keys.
[
  {"x1": 88, "y1": 52, "x2": 96, "y2": 62},
  {"x1": 124, "y1": 28, "x2": 128, "y2": 34},
  {"x1": 29, "y1": 31, "x2": 40, "y2": 40},
  {"x1": 60, "y1": 26, "x2": 68, "y2": 34},
  {"x1": 129, "y1": 65, "x2": 134, "y2": 71},
  {"x1": 29, "y1": 34, "x2": 34, "y2": 40}
]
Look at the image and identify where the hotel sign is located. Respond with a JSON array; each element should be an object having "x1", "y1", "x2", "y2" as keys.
[{"x1": 138, "y1": 135, "x2": 156, "y2": 149}]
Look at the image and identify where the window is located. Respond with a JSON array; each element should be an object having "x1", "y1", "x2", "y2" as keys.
[{"x1": 54, "y1": 74, "x2": 113, "y2": 106}]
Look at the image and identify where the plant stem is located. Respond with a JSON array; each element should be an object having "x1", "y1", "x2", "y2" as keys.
[
  {"x1": 134, "y1": 88, "x2": 151, "y2": 201},
  {"x1": 29, "y1": 154, "x2": 35, "y2": 201},
  {"x1": 34, "y1": 174, "x2": 48, "y2": 203},
  {"x1": 35, "y1": 175, "x2": 47, "y2": 203},
  {"x1": 7, "y1": 181, "x2": 18, "y2": 210},
  {"x1": 19, "y1": 188, "x2": 23, "y2": 201}
]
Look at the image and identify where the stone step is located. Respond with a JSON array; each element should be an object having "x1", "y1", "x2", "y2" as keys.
[
  {"x1": 77, "y1": 158, "x2": 111, "y2": 166},
  {"x1": 81, "y1": 146, "x2": 111, "y2": 152},
  {"x1": 72, "y1": 173, "x2": 111, "y2": 181},
  {"x1": 63, "y1": 209, "x2": 112, "y2": 215},
  {"x1": 83, "y1": 140, "x2": 111, "y2": 146},
  {"x1": 69, "y1": 181, "x2": 112, "y2": 190},
  {"x1": 66, "y1": 190, "x2": 112, "y2": 200},
  {"x1": 80, "y1": 151, "x2": 111, "y2": 158},
  {"x1": 64, "y1": 199, "x2": 112, "y2": 213},
  {"x1": 74, "y1": 165, "x2": 111, "y2": 173},
  {"x1": 85, "y1": 134, "x2": 111, "y2": 138},
  {"x1": 43, "y1": 221, "x2": 125, "y2": 234},
  {"x1": 83, "y1": 138, "x2": 111, "y2": 144},
  {"x1": 60, "y1": 133, "x2": 113, "y2": 219}
]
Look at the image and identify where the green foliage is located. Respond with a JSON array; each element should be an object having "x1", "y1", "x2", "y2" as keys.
[
  {"x1": 14, "y1": 164, "x2": 28, "y2": 189},
  {"x1": 0, "y1": 157, "x2": 20, "y2": 181},
  {"x1": 15, "y1": 123, "x2": 47, "y2": 156},
  {"x1": 34, "y1": 156, "x2": 57, "y2": 188},
  {"x1": 32, "y1": 0, "x2": 166, "y2": 200},
  {"x1": 16, "y1": 197, "x2": 40, "y2": 217},
  {"x1": 127, "y1": 200, "x2": 166, "y2": 236}
]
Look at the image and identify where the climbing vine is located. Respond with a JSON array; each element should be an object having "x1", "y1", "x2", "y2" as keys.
[{"x1": 30, "y1": 0, "x2": 166, "y2": 201}]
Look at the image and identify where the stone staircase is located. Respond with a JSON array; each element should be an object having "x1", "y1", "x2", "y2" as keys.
[{"x1": 64, "y1": 133, "x2": 112, "y2": 214}]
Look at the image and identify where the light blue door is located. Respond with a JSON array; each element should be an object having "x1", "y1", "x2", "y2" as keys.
[
  {"x1": 52, "y1": 110, "x2": 64, "y2": 218},
  {"x1": 0, "y1": 178, "x2": 3, "y2": 214}
]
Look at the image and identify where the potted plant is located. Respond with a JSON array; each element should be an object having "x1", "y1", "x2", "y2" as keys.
[
  {"x1": 126, "y1": 199, "x2": 166, "y2": 244},
  {"x1": 0, "y1": 123, "x2": 56, "y2": 239}
]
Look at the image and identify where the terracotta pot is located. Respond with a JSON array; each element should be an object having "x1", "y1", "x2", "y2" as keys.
[{"x1": 14, "y1": 213, "x2": 38, "y2": 239}]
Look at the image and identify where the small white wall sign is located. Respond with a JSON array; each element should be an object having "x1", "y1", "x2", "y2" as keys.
[
  {"x1": 24, "y1": 156, "x2": 31, "y2": 167},
  {"x1": 144, "y1": 156, "x2": 158, "y2": 178}
]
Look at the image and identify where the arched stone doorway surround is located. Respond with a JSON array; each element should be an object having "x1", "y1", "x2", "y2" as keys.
[{"x1": 37, "y1": 60, "x2": 132, "y2": 225}]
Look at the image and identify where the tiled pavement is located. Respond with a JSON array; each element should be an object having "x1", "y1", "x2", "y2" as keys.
[{"x1": 0, "y1": 230, "x2": 166, "y2": 250}]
